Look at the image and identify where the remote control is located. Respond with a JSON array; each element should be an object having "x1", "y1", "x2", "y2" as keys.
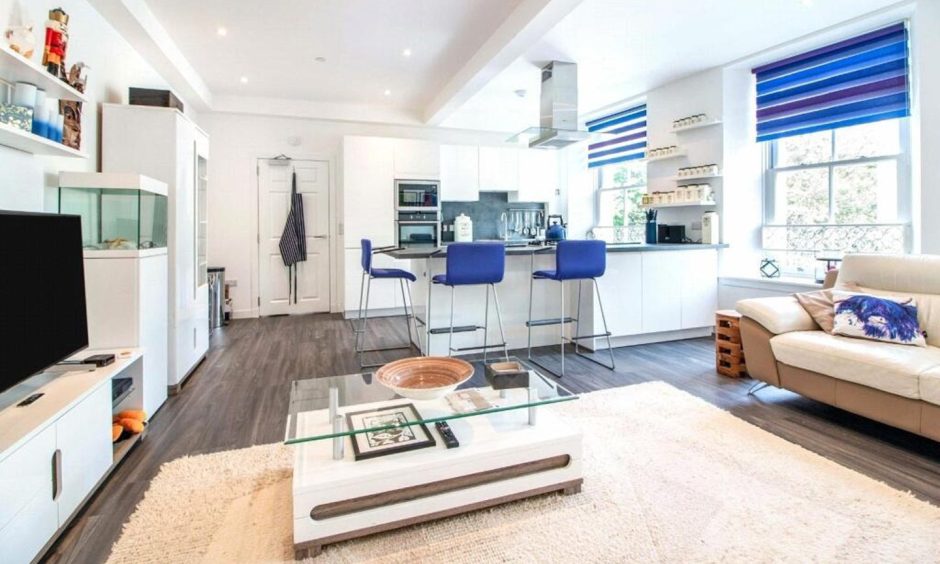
[{"x1": 435, "y1": 421, "x2": 459, "y2": 448}]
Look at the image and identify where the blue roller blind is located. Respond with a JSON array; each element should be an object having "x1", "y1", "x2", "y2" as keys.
[
  {"x1": 586, "y1": 104, "x2": 646, "y2": 168},
  {"x1": 752, "y1": 22, "x2": 910, "y2": 143}
]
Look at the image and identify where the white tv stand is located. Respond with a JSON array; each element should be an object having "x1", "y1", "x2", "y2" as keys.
[{"x1": 0, "y1": 350, "x2": 147, "y2": 564}]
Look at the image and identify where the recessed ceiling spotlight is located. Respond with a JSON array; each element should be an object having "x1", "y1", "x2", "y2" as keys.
[
  {"x1": 217, "y1": 26, "x2": 228, "y2": 37},
  {"x1": 315, "y1": 56, "x2": 326, "y2": 63},
  {"x1": 240, "y1": 76, "x2": 248, "y2": 84},
  {"x1": 384, "y1": 89, "x2": 392, "y2": 96},
  {"x1": 402, "y1": 48, "x2": 412, "y2": 58},
  {"x1": 514, "y1": 89, "x2": 527, "y2": 98}
]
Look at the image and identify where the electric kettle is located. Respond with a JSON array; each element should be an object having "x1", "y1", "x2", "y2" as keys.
[{"x1": 546, "y1": 214, "x2": 567, "y2": 241}]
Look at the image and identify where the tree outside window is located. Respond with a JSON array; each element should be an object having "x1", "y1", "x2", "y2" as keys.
[
  {"x1": 596, "y1": 160, "x2": 647, "y2": 240},
  {"x1": 763, "y1": 118, "x2": 910, "y2": 276}
]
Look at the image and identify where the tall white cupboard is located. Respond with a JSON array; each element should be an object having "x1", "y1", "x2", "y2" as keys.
[{"x1": 101, "y1": 104, "x2": 210, "y2": 391}]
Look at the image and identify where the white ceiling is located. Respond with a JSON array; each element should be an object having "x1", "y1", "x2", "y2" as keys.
[
  {"x1": 130, "y1": 0, "x2": 907, "y2": 130},
  {"x1": 143, "y1": 0, "x2": 524, "y2": 112},
  {"x1": 441, "y1": 0, "x2": 907, "y2": 131}
]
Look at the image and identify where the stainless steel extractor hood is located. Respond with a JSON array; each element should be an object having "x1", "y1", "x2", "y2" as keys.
[{"x1": 508, "y1": 61, "x2": 596, "y2": 150}]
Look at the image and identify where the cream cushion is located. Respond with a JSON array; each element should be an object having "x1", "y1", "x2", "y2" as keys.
[
  {"x1": 736, "y1": 297, "x2": 817, "y2": 335},
  {"x1": 770, "y1": 331, "x2": 940, "y2": 399},
  {"x1": 920, "y1": 368, "x2": 940, "y2": 406}
]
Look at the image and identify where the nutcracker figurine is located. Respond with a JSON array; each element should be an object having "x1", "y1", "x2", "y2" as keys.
[{"x1": 42, "y1": 8, "x2": 69, "y2": 79}]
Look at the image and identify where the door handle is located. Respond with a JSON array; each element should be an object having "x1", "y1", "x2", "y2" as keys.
[
  {"x1": 51, "y1": 449, "x2": 62, "y2": 501},
  {"x1": 312, "y1": 235, "x2": 329, "y2": 239}
]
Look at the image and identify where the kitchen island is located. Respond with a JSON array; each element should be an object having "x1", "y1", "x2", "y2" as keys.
[{"x1": 366, "y1": 242, "x2": 727, "y2": 357}]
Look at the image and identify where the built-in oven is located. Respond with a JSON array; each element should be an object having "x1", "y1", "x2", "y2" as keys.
[
  {"x1": 396, "y1": 211, "x2": 440, "y2": 248},
  {"x1": 396, "y1": 179, "x2": 439, "y2": 212}
]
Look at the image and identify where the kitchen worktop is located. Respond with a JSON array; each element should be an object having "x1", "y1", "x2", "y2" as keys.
[{"x1": 386, "y1": 242, "x2": 728, "y2": 259}]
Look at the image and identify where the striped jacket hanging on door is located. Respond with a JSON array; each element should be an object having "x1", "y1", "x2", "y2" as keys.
[{"x1": 279, "y1": 171, "x2": 306, "y2": 266}]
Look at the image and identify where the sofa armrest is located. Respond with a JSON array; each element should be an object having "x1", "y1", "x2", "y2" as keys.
[{"x1": 735, "y1": 296, "x2": 818, "y2": 335}]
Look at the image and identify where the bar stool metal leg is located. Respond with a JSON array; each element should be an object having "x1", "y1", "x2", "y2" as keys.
[
  {"x1": 574, "y1": 280, "x2": 582, "y2": 354},
  {"x1": 491, "y1": 283, "x2": 510, "y2": 361},
  {"x1": 526, "y1": 262, "x2": 535, "y2": 362},
  {"x1": 568, "y1": 278, "x2": 616, "y2": 371},
  {"x1": 594, "y1": 278, "x2": 616, "y2": 370},
  {"x1": 560, "y1": 280, "x2": 566, "y2": 377},
  {"x1": 404, "y1": 280, "x2": 421, "y2": 352},
  {"x1": 448, "y1": 286, "x2": 456, "y2": 357},
  {"x1": 357, "y1": 276, "x2": 372, "y2": 366},
  {"x1": 398, "y1": 279, "x2": 413, "y2": 348},
  {"x1": 353, "y1": 271, "x2": 367, "y2": 337},
  {"x1": 482, "y1": 284, "x2": 490, "y2": 363}
]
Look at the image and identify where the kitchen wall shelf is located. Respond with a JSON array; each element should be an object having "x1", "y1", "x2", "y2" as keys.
[
  {"x1": 640, "y1": 200, "x2": 717, "y2": 209},
  {"x1": 671, "y1": 120, "x2": 722, "y2": 133},
  {"x1": 0, "y1": 122, "x2": 87, "y2": 158},
  {"x1": 0, "y1": 43, "x2": 89, "y2": 103},
  {"x1": 668, "y1": 173, "x2": 722, "y2": 182},
  {"x1": 643, "y1": 149, "x2": 687, "y2": 163}
]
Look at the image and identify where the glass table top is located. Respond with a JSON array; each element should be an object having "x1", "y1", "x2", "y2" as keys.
[{"x1": 284, "y1": 357, "x2": 577, "y2": 445}]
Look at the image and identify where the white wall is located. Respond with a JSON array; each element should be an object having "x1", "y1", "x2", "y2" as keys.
[
  {"x1": 0, "y1": 0, "x2": 194, "y2": 212},
  {"x1": 913, "y1": 0, "x2": 940, "y2": 254},
  {"x1": 203, "y1": 111, "x2": 535, "y2": 317}
]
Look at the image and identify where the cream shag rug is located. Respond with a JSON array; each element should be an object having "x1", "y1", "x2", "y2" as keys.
[{"x1": 107, "y1": 382, "x2": 940, "y2": 563}]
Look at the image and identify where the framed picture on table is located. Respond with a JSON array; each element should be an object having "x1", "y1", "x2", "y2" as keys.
[{"x1": 345, "y1": 403, "x2": 436, "y2": 461}]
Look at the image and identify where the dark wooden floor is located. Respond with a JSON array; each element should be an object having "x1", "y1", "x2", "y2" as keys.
[{"x1": 43, "y1": 313, "x2": 940, "y2": 563}]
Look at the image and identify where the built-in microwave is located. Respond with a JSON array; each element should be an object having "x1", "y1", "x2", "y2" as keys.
[{"x1": 396, "y1": 179, "x2": 439, "y2": 212}]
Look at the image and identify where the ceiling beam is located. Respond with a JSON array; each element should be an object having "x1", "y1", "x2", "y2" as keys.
[
  {"x1": 422, "y1": 0, "x2": 583, "y2": 126},
  {"x1": 87, "y1": 0, "x2": 213, "y2": 111}
]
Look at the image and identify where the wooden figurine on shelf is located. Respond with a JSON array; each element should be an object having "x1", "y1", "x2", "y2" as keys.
[
  {"x1": 60, "y1": 62, "x2": 89, "y2": 150},
  {"x1": 42, "y1": 7, "x2": 70, "y2": 79},
  {"x1": 4, "y1": 1, "x2": 36, "y2": 58}
]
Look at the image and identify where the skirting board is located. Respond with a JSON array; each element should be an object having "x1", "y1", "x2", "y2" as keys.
[
  {"x1": 167, "y1": 354, "x2": 206, "y2": 396},
  {"x1": 578, "y1": 327, "x2": 713, "y2": 351}
]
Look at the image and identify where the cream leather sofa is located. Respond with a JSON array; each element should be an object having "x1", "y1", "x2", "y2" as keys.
[{"x1": 736, "y1": 254, "x2": 940, "y2": 441}]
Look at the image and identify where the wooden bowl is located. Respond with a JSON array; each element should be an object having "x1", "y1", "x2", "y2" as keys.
[{"x1": 375, "y1": 356, "x2": 474, "y2": 400}]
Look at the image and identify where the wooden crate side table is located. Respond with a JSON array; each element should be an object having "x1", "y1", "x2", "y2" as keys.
[{"x1": 715, "y1": 310, "x2": 747, "y2": 378}]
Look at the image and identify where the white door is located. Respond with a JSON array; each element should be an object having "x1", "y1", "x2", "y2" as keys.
[{"x1": 259, "y1": 159, "x2": 331, "y2": 316}]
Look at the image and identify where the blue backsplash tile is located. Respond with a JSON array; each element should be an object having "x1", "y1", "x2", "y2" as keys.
[{"x1": 442, "y1": 193, "x2": 545, "y2": 240}]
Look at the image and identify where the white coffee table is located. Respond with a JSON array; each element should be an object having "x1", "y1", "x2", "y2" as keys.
[{"x1": 284, "y1": 358, "x2": 583, "y2": 558}]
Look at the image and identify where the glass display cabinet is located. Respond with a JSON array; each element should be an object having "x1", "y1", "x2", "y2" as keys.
[{"x1": 58, "y1": 173, "x2": 168, "y2": 251}]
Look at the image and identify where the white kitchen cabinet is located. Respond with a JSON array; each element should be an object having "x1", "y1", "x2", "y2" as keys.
[
  {"x1": 440, "y1": 144, "x2": 480, "y2": 202},
  {"x1": 102, "y1": 104, "x2": 210, "y2": 391},
  {"x1": 393, "y1": 139, "x2": 439, "y2": 179},
  {"x1": 478, "y1": 146, "x2": 519, "y2": 192},
  {"x1": 517, "y1": 149, "x2": 557, "y2": 202},
  {"x1": 594, "y1": 252, "x2": 643, "y2": 336},
  {"x1": 680, "y1": 249, "x2": 719, "y2": 328},
  {"x1": 343, "y1": 136, "x2": 396, "y2": 246},
  {"x1": 641, "y1": 252, "x2": 683, "y2": 333}
]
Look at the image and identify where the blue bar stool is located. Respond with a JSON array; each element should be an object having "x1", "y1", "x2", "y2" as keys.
[
  {"x1": 526, "y1": 240, "x2": 615, "y2": 377},
  {"x1": 355, "y1": 239, "x2": 421, "y2": 368},
  {"x1": 430, "y1": 242, "x2": 509, "y2": 361}
]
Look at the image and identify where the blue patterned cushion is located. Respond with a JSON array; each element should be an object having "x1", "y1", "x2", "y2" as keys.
[{"x1": 831, "y1": 291, "x2": 926, "y2": 347}]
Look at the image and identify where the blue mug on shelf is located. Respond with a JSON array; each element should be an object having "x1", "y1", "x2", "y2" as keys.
[{"x1": 645, "y1": 222, "x2": 657, "y2": 244}]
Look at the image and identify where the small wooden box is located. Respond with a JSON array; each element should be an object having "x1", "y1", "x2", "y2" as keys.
[{"x1": 715, "y1": 310, "x2": 747, "y2": 378}]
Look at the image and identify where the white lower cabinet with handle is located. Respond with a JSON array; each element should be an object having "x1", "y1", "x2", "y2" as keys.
[{"x1": 0, "y1": 360, "x2": 131, "y2": 564}]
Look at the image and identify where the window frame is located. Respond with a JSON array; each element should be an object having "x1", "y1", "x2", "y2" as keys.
[
  {"x1": 593, "y1": 162, "x2": 648, "y2": 229},
  {"x1": 762, "y1": 117, "x2": 913, "y2": 235}
]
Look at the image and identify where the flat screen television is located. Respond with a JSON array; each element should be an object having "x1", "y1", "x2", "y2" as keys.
[{"x1": 0, "y1": 211, "x2": 88, "y2": 395}]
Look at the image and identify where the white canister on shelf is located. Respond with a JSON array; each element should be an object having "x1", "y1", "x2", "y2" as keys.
[
  {"x1": 702, "y1": 211, "x2": 719, "y2": 244},
  {"x1": 13, "y1": 82, "x2": 37, "y2": 108},
  {"x1": 454, "y1": 213, "x2": 473, "y2": 242}
]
